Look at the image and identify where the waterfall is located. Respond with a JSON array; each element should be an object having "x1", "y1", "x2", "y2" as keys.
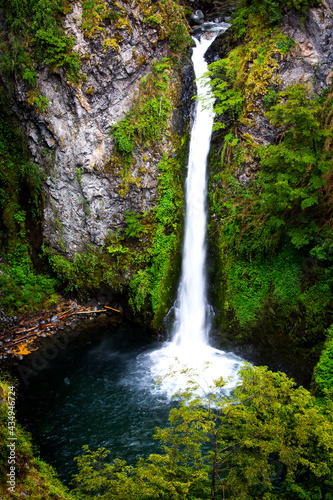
[
  {"x1": 148, "y1": 26, "x2": 243, "y2": 396},
  {"x1": 173, "y1": 34, "x2": 218, "y2": 348}
]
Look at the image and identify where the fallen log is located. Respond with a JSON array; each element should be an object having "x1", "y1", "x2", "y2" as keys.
[{"x1": 104, "y1": 306, "x2": 122, "y2": 313}]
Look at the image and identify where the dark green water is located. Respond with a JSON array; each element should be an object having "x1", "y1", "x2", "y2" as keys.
[{"x1": 17, "y1": 324, "x2": 174, "y2": 483}]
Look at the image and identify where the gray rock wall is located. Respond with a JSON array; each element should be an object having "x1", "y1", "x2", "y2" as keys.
[
  {"x1": 4, "y1": 1, "x2": 187, "y2": 258},
  {"x1": 282, "y1": 1, "x2": 333, "y2": 91}
]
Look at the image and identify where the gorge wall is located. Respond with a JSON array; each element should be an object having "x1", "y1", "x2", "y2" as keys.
[
  {"x1": 1, "y1": 0, "x2": 189, "y2": 257},
  {"x1": 0, "y1": 1, "x2": 332, "y2": 384}
]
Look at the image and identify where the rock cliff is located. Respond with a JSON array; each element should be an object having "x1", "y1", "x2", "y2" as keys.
[{"x1": 0, "y1": 0, "x2": 192, "y2": 259}]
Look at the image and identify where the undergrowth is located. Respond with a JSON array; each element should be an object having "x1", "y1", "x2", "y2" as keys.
[
  {"x1": 233, "y1": 0, "x2": 318, "y2": 38},
  {"x1": 0, "y1": 98, "x2": 58, "y2": 316}
]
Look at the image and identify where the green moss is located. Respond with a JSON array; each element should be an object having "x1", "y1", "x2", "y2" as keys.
[
  {"x1": 232, "y1": 0, "x2": 318, "y2": 38},
  {"x1": 81, "y1": 0, "x2": 121, "y2": 39},
  {"x1": 45, "y1": 244, "x2": 119, "y2": 294},
  {"x1": 0, "y1": 253, "x2": 58, "y2": 315},
  {"x1": 109, "y1": 58, "x2": 174, "y2": 194},
  {"x1": 129, "y1": 149, "x2": 185, "y2": 326},
  {"x1": 128, "y1": 0, "x2": 192, "y2": 52},
  {"x1": 207, "y1": 23, "x2": 295, "y2": 126},
  {"x1": 110, "y1": 59, "x2": 172, "y2": 167}
]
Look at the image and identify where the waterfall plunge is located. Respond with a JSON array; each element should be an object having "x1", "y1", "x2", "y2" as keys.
[
  {"x1": 149, "y1": 29, "x2": 243, "y2": 396},
  {"x1": 173, "y1": 35, "x2": 217, "y2": 349}
]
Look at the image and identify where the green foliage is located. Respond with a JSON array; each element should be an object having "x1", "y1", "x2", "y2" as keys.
[
  {"x1": 129, "y1": 153, "x2": 184, "y2": 324},
  {"x1": 0, "y1": 252, "x2": 58, "y2": 314},
  {"x1": 233, "y1": 0, "x2": 318, "y2": 36},
  {"x1": 0, "y1": 0, "x2": 81, "y2": 85},
  {"x1": 111, "y1": 118, "x2": 135, "y2": 161},
  {"x1": 143, "y1": 14, "x2": 162, "y2": 25},
  {"x1": 137, "y1": 0, "x2": 192, "y2": 55},
  {"x1": 204, "y1": 60, "x2": 243, "y2": 131},
  {"x1": 46, "y1": 245, "x2": 117, "y2": 294},
  {"x1": 34, "y1": 29, "x2": 80, "y2": 80},
  {"x1": 110, "y1": 59, "x2": 172, "y2": 165},
  {"x1": 263, "y1": 88, "x2": 279, "y2": 110},
  {"x1": 226, "y1": 246, "x2": 302, "y2": 326},
  {"x1": 222, "y1": 85, "x2": 332, "y2": 259},
  {"x1": 208, "y1": 52, "x2": 333, "y2": 343},
  {"x1": 72, "y1": 365, "x2": 333, "y2": 500},
  {"x1": 168, "y1": 22, "x2": 193, "y2": 54},
  {"x1": 206, "y1": 28, "x2": 295, "y2": 126},
  {"x1": 81, "y1": 0, "x2": 121, "y2": 38},
  {"x1": 124, "y1": 211, "x2": 146, "y2": 238},
  {"x1": 27, "y1": 88, "x2": 50, "y2": 112},
  {"x1": 315, "y1": 325, "x2": 333, "y2": 397}
]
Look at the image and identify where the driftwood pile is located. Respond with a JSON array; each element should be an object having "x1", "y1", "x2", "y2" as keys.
[{"x1": 0, "y1": 301, "x2": 121, "y2": 358}]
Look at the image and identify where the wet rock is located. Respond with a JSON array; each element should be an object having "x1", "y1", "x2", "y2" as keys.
[
  {"x1": 281, "y1": 5, "x2": 333, "y2": 92},
  {"x1": 0, "y1": 0, "x2": 187, "y2": 260},
  {"x1": 205, "y1": 25, "x2": 235, "y2": 64},
  {"x1": 190, "y1": 10, "x2": 205, "y2": 25}
]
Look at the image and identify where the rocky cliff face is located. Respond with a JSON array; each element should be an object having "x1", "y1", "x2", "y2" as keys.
[
  {"x1": 2, "y1": 0, "x2": 191, "y2": 259},
  {"x1": 282, "y1": 0, "x2": 333, "y2": 89},
  {"x1": 206, "y1": 0, "x2": 333, "y2": 186}
]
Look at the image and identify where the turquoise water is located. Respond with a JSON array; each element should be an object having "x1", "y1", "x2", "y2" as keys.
[{"x1": 17, "y1": 324, "x2": 175, "y2": 483}]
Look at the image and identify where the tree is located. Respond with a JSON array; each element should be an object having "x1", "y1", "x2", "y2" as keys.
[
  {"x1": 220, "y1": 84, "x2": 333, "y2": 257},
  {"x1": 71, "y1": 365, "x2": 333, "y2": 499}
]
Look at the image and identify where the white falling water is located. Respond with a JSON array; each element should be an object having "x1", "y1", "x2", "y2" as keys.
[
  {"x1": 173, "y1": 35, "x2": 218, "y2": 348},
  {"x1": 148, "y1": 27, "x2": 243, "y2": 396}
]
